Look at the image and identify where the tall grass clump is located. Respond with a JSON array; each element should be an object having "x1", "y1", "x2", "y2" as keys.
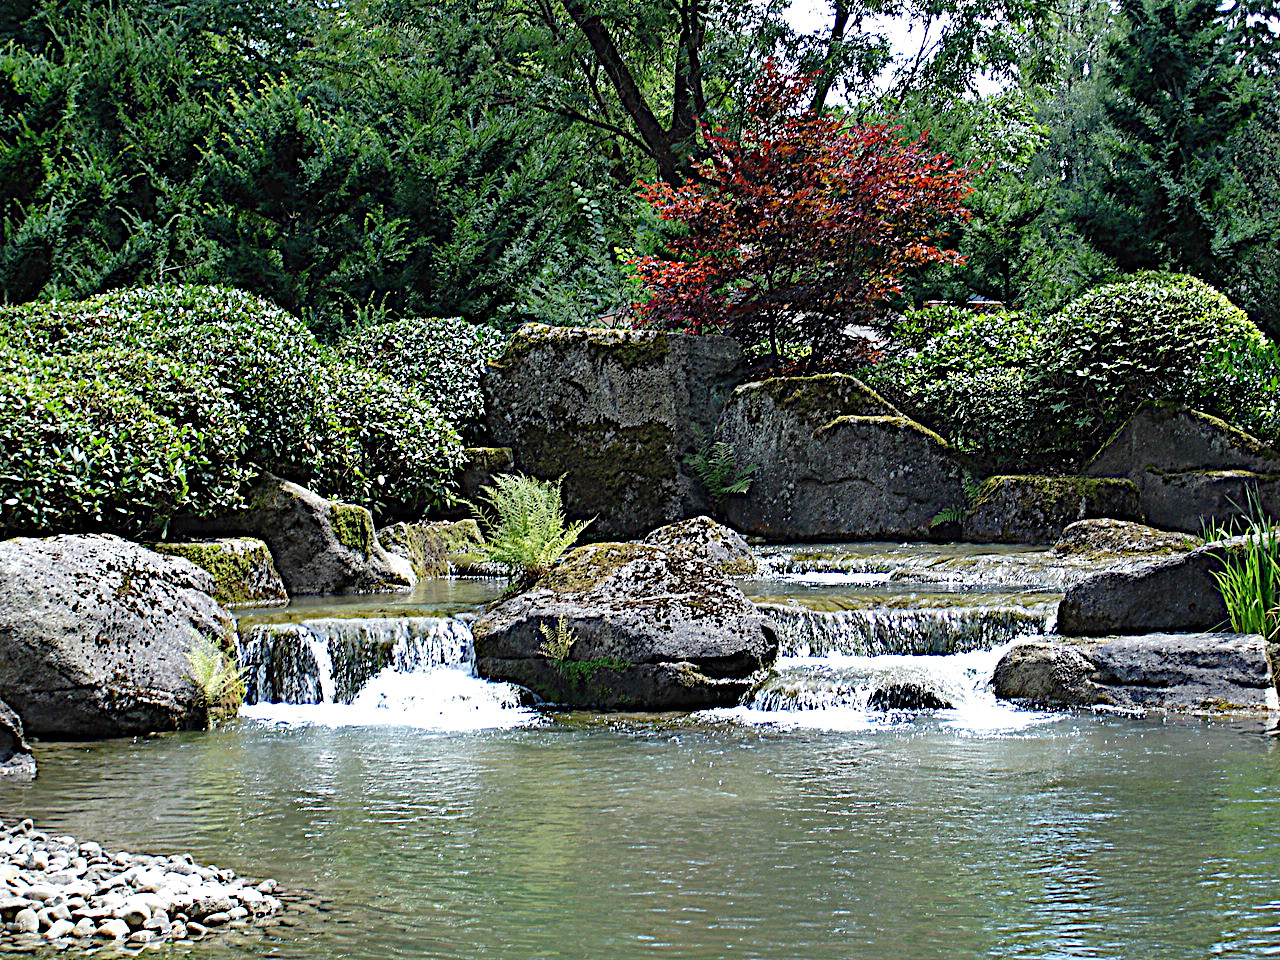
[
  {"x1": 186, "y1": 636, "x2": 247, "y2": 724},
  {"x1": 471, "y1": 474, "x2": 591, "y2": 588},
  {"x1": 1209, "y1": 494, "x2": 1280, "y2": 639}
]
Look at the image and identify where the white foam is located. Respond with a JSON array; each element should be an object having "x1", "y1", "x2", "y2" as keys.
[{"x1": 239, "y1": 666, "x2": 544, "y2": 732}]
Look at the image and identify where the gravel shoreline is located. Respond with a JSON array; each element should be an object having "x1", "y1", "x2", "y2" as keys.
[{"x1": 0, "y1": 817, "x2": 284, "y2": 947}]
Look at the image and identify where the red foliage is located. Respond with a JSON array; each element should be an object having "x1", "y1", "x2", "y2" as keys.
[{"x1": 628, "y1": 63, "x2": 973, "y2": 362}]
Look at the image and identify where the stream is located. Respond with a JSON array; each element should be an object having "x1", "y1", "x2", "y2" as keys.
[{"x1": 5, "y1": 543, "x2": 1279, "y2": 959}]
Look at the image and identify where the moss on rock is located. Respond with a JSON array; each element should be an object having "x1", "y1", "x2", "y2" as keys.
[
  {"x1": 150, "y1": 538, "x2": 287, "y2": 606},
  {"x1": 758, "y1": 374, "x2": 897, "y2": 426},
  {"x1": 966, "y1": 475, "x2": 1142, "y2": 545}
]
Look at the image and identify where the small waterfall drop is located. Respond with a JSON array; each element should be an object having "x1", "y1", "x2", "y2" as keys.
[
  {"x1": 762, "y1": 603, "x2": 1050, "y2": 657},
  {"x1": 237, "y1": 615, "x2": 540, "y2": 730}
]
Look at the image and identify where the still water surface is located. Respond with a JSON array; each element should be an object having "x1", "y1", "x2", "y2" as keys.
[{"x1": 5, "y1": 715, "x2": 1280, "y2": 959}]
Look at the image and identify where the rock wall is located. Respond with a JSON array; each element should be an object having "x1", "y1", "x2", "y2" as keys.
[
  {"x1": 1087, "y1": 403, "x2": 1280, "y2": 532},
  {"x1": 716, "y1": 375, "x2": 967, "y2": 540},
  {"x1": 483, "y1": 325, "x2": 745, "y2": 539},
  {"x1": 965, "y1": 476, "x2": 1142, "y2": 544}
]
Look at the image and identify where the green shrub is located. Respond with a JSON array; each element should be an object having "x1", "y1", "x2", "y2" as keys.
[
  {"x1": 2, "y1": 347, "x2": 253, "y2": 519},
  {"x1": 0, "y1": 370, "x2": 193, "y2": 537},
  {"x1": 339, "y1": 317, "x2": 506, "y2": 435},
  {"x1": 865, "y1": 309, "x2": 1043, "y2": 459},
  {"x1": 0, "y1": 285, "x2": 347, "y2": 484},
  {"x1": 186, "y1": 635, "x2": 246, "y2": 725},
  {"x1": 470, "y1": 474, "x2": 591, "y2": 588},
  {"x1": 0, "y1": 285, "x2": 470, "y2": 533},
  {"x1": 1030, "y1": 272, "x2": 1265, "y2": 450},
  {"x1": 1189, "y1": 337, "x2": 1280, "y2": 443},
  {"x1": 326, "y1": 360, "x2": 464, "y2": 519}
]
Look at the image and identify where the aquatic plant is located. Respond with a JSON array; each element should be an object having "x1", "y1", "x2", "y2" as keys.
[
  {"x1": 186, "y1": 636, "x2": 247, "y2": 724},
  {"x1": 1209, "y1": 494, "x2": 1280, "y2": 638},
  {"x1": 470, "y1": 474, "x2": 591, "y2": 587}
]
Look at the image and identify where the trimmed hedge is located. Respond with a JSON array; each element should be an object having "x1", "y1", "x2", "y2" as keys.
[
  {"x1": 0, "y1": 285, "x2": 471, "y2": 537},
  {"x1": 339, "y1": 317, "x2": 505, "y2": 434},
  {"x1": 1030, "y1": 272, "x2": 1265, "y2": 449},
  {"x1": 869, "y1": 274, "x2": 1270, "y2": 462}
]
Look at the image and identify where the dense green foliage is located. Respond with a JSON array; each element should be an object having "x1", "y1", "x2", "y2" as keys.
[
  {"x1": 1031, "y1": 273, "x2": 1264, "y2": 449},
  {"x1": 0, "y1": 285, "x2": 466, "y2": 536},
  {"x1": 869, "y1": 274, "x2": 1269, "y2": 463},
  {"x1": 340, "y1": 317, "x2": 505, "y2": 433}
]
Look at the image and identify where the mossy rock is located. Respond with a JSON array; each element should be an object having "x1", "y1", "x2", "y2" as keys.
[
  {"x1": 965, "y1": 475, "x2": 1142, "y2": 545},
  {"x1": 172, "y1": 473, "x2": 410, "y2": 595},
  {"x1": 377, "y1": 519, "x2": 484, "y2": 580},
  {"x1": 150, "y1": 538, "x2": 287, "y2": 606},
  {"x1": 483, "y1": 326, "x2": 745, "y2": 538},
  {"x1": 1050, "y1": 519, "x2": 1198, "y2": 558},
  {"x1": 642, "y1": 516, "x2": 758, "y2": 576},
  {"x1": 472, "y1": 542, "x2": 777, "y2": 710},
  {"x1": 717, "y1": 376, "x2": 967, "y2": 540}
]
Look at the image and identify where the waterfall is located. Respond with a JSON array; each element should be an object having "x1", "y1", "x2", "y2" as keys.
[
  {"x1": 236, "y1": 615, "x2": 540, "y2": 731},
  {"x1": 239, "y1": 616, "x2": 475, "y2": 705},
  {"x1": 761, "y1": 603, "x2": 1049, "y2": 657}
]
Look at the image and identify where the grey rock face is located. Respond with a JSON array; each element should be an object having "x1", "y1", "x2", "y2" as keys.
[
  {"x1": 965, "y1": 476, "x2": 1142, "y2": 544},
  {"x1": 1088, "y1": 403, "x2": 1280, "y2": 532},
  {"x1": 483, "y1": 325, "x2": 746, "y2": 539},
  {"x1": 1051, "y1": 518, "x2": 1199, "y2": 557},
  {"x1": 473, "y1": 542, "x2": 778, "y2": 709},
  {"x1": 992, "y1": 633, "x2": 1279, "y2": 713},
  {"x1": 376, "y1": 520, "x2": 482, "y2": 580},
  {"x1": 641, "y1": 515, "x2": 758, "y2": 576},
  {"x1": 0, "y1": 699, "x2": 34, "y2": 780},
  {"x1": 716, "y1": 375, "x2": 967, "y2": 540},
  {"x1": 1056, "y1": 538, "x2": 1243, "y2": 636},
  {"x1": 173, "y1": 473, "x2": 409, "y2": 595},
  {"x1": 149, "y1": 538, "x2": 287, "y2": 606},
  {"x1": 0, "y1": 535, "x2": 233, "y2": 738}
]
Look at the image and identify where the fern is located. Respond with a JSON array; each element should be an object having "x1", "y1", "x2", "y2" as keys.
[
  {"x1": 685, "y1": 440, "x2": 758, "y2": 508},
  {"x1": 538, "y1": 616, "x2": 576, "y2": 661},
  {"x1": 186, "y1": 635, "x2": 246, "y2": 724},
  {"x1": 470, "y1": 473, "x2": 592, "y2": 587},
  {"x1": 930, "y1": 505, "x2": 965, "y2": 528}
]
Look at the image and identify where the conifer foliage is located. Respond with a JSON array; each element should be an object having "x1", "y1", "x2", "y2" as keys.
[{"x1": 628, "y1": 64, "x2": 974, "y2": 363}]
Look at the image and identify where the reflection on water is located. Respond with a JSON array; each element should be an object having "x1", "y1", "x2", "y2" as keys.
[{"x1": 5, "y1": 717, "x2": 1280, "y2": 960}]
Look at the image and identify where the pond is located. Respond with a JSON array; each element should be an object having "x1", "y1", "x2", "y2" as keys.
[
  {"x1": 5, "y1": 714, "x2": 1279, "y2": 960},
  {"x1": 6, "y1": 542, "x2": 1278, "y2": 959}
]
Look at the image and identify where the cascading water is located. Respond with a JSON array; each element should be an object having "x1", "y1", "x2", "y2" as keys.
[
  {"x1": 236, "y1": 615, "x2": 541, "y2": 730},
  {"x1": 761, "y1": 602, "x2": 1049, "y2": 657}
]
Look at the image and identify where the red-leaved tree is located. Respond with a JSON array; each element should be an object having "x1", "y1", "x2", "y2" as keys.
[{"x1": 628, "y1": 63, "x2": 974, "y2": 365}]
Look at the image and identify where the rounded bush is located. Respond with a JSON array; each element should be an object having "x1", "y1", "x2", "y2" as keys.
[
  {"x1": 867, "y1": 309, "x2": 1042, "y2": 458},
  {"x1": 1031, "y1": 272, "x2": 1265, "y2": 448},
  {"x1": 339, "y1": 317, "x2": 506, "y2": 433},
  {"x1": 325, "y1": 361, "x2": 464, "y2": 519},
  {"x1": 0, "y1": 285, "x2": 345, "y2": 484},
  {"x1": 0, "y1": 370, "x2": 192, "y2": 537}
]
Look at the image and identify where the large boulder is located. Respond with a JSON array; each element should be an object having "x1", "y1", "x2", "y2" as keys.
[
  {"x1": 472, "y1": 543, "x2": 778, "y2": 709},
  {"x1": 483, "y1": 325, "x2": 745, "y2": 539},
  {"x1": 150, "y1": 538, "x2": 287, "y2": 606},
  {"x1": 1050, "y1": 518, "x2": 1199, "y2": 557},
  {"x1": 1056, "y1": 537, "x2": 1244, "y2": 636},
  {"x1": 642, "y1": 516, "x2": 758, "y2": 576},
  {"x1": 0, "y1": 535, "x2": 233, "y2": 739},
  {"x1": 0, "y1": 699, "x2": 35, "y2": 781},
  {"x1": 992, "y1": 633, "x2": 1278, "y2": 714},
  {"x1": 716, "y1": 375, "x2": 967, "y2": 540},
  {"x1": 173, "y1": 473, "x2": 410, "y2": 595},
  {"x1": 964, "y1": 476, "x2": 1142, "y2": 544},
  {"x1": 376, "y1": 519, "x2": 484, "y2": 580},
  {"x1": 1087, "y1": 403, "x2": 1280, "y2": 532}
]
